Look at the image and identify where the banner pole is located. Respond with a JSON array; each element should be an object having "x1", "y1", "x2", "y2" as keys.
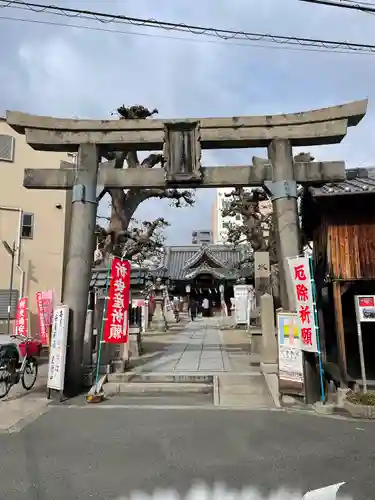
[
  {"x1": 94, "y1": 260, "x2": 112, "y2": 389},
  {"x1": 309, "y1": 256, "x2": 325, "y2": 403}
]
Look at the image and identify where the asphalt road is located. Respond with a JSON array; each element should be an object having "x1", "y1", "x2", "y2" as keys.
[{"x1": 0, "y1": 406, "x2": 373, "y2": 499}]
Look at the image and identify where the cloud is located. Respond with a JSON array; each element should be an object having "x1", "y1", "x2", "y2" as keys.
[{"x1": 1, "y1": 0, "x2": 375, "y2": 243}]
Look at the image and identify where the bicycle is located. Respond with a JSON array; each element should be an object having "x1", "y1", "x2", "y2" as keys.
[{"x1": 0, "y1": 335, "x2": 39, "y2": 399}]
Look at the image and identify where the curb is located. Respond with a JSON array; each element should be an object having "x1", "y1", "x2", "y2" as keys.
[{"x1": 104, "y1": 381, "x2": 213, "y2": 397}]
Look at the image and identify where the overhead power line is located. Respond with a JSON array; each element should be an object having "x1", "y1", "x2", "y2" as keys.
[
  {"x1": 299, "y1": 0, "x2": 375, "y2": 13},
  {"x1": 1, "y1": 0, "x2": 375, "y2": 54},
  {"x1": 0, "y1": 15, "x2": 371, "y2": 56}
]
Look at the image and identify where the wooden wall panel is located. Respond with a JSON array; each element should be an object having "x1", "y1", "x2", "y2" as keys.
[{"x1": 327, "y1": 219, "x2": 375, "y2": 280}]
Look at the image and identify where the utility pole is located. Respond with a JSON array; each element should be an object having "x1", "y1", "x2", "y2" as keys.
[{"x1": 63, "y1": 144, "x2": 100, "y2": 397}]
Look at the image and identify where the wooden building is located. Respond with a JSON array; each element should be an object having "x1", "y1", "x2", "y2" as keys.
[{"x1": 302, "y1": 168, "x2": 375, "y2": 384}]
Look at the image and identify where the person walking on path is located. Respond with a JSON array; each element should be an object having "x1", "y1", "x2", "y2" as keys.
[{"x1": 190, "y1": 298, "x2": 198, "y2": 321}]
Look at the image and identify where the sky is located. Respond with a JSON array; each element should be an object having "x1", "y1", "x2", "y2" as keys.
[{"x1": 1, "y1": 0, "x2": 375, "y2": 244}]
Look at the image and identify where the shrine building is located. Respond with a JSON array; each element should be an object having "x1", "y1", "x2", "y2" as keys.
[{"x1": 160, "y1": 244, "x2": 252, "y2": 310}]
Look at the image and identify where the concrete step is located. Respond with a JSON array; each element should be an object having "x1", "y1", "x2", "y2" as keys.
[
  {"x1": 108, "y1": 372, "x2": 213, "y2": 384},
  {"x1": 216, "y1": 373, "x2": 275, "y2": 408},
  {"x1": 104, "y1": 381, "x2": 213, "y2": 396},
  {"x1": 249, "y1": 353, "x2": 261, "y2": 366}
]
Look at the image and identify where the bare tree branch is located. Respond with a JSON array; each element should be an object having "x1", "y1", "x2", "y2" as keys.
[
  {"x1": 223, "y1": 152, "x2": 314, "y2": 269},
  {"x1": 97, "y1": 104, "x2": 195, "y2": 259},
  {"x1": 96, "y1": 217, "x2": 168, "y2": 264}
]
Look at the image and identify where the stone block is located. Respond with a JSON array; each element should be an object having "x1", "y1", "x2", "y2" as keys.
[
  {"x1": 336, "y1": 388, "x2": 350, "y2": 408},
  {"x1": 260, "y1": 362, "x2": 278, "y2": 374},
  {"x1": 313, "y1": 401, "x2": 334, "y2": 415},
  {"x1": 260, "y1": 294, "x2": 277, "y2": 365}
]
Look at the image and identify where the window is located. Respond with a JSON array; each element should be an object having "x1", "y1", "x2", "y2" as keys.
[
  {"x1": 0, "y1": 135, "x2": 15, "y2": 162},
  {"x1": 235, "y1": 214, "x2": 241, "y2": 221},
  {"x1": 21, "y1": 213, "x2": 34, "y2": 239}
]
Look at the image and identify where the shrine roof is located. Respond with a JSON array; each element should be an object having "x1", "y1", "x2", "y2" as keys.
[
  {"x1": 307, "y1": 167, "x2": 375, "y2": 198},
  {"x1": 163, "y1": 244, "x2": 247, "y2": 280}
]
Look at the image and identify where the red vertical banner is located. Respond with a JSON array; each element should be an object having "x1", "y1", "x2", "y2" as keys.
[
  {"x1": 14, "y1": 297, "x2": 29, "y2": 337},
  {"x1": 36, "y1": 292, "x2": 48, "y2": 345},
  {"x1": 41, "y1": 289, "x2": 54, "y2": 328},
  {"x1": 103, "y1": 258, "x2": 131, "y2": 344}
]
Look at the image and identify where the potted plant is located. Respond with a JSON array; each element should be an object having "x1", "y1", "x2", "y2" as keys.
[{"x1": 343, "y1": 390, "x2": 375, "y2": 419}]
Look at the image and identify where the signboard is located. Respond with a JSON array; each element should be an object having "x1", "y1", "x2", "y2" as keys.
[
  {"x1": 14, "y1": 297, "x2": 29, "y2": 337},
  {"x1": 103, "y1": 258, "x2": 131, "y2": 344},
  {"x1": 277, "y1": 312, "x2": 304, "y2": 396},
  {"x1": 47, "y1": 305, "x2": 69, "y2": 391},
  {"x1": 132, "y1": 299, "x2": 148, "y2": 332},
  {"x1": 355, "y1": 295, "x2": 375, "y2": 322},
  {"x1": 288, "y1": 257, "x2": 318, "y2": 353},
  {"x1": 234, "y1": 285, "x2": 252, "y2": 325},
  {"x1": 354, "y1": 295, "x2": 372, "y2": 392}
]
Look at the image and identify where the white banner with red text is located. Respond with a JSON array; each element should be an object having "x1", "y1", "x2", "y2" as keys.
[{"x1": 288, "y1": 257, "x2": 318, "y2": 353}]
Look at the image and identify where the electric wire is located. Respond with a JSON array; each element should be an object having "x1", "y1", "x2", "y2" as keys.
[
  {"x1": 299, "y1": 0, "x2": 375, "y2": 13},
  {"x1": 0, "y1": 0, "x2": 375, "y2": 54}
]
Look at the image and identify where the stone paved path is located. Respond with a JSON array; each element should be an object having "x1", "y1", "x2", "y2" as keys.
[{"x1": 134, "y1": 316, "x2": 256, "y2": 375}]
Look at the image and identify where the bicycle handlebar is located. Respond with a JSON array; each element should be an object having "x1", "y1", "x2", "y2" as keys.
[{"x1": 10, "y1": 334, "x2": 35, "y2": 342}]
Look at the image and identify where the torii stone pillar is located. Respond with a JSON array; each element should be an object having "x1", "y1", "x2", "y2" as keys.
[
  {"x1": 266, "y1": 139, "x2": 300, "y2": 311},
  {"x1": 63, "y1": 144, "x2": 100, "y2": 395}
]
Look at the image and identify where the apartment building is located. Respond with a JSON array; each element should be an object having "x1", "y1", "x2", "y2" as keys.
[
  {"x1": 0, "y1": 118, "x2": 72, "y2": 334},
  {"x1": 212, "y1": 188, "x2": 272, "y2": 245},
  {"x1": 191, "y1": 229, "x2": 213, "y2": 245}
]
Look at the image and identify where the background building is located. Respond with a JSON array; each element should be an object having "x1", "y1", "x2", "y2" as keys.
[
  {"x1": 0, "y1": 118, "x2": 71, "y2": 334},
  {"x1": 212, "y1": 188, "x2": 241, "y2": 244},
  {"x1": 191, "y1": 229, "x2": 213, "y2": 245}
]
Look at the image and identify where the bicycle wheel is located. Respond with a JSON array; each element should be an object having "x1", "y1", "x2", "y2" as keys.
[
  {"x1": 21, "y1": 357, "x2": 38, "y2": 390},
  {"x1": 0, "y1": 368, "x2": 11, "y2": 399}
]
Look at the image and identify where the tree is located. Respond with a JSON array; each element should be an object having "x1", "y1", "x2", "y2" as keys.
[
  {"x1": 222, "y1": 152, "x2": 314, "y2": 271},
  {"x1": 222, "y1": 187, "x2": 275, "y2": 266},
  {"x1": 95, "y1": 217, "x2": 168, "y2": 266},
  {"x1": 97, "y1": 105, "x2": 194, "y2": 259}
]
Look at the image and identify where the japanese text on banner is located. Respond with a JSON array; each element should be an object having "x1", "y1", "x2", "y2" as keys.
[
  {"x1": 36, "y1": 292, "x2": 48, "y2": 345},
  {"x1": 288, "y1": 257, "x2": 318, "y2": 353},
  {"x1": 15, "y1": 297, "x2": 29, "y2": 337},
  {"x1": 103, "y1": 258, "x2": 131, "y2": 344}
]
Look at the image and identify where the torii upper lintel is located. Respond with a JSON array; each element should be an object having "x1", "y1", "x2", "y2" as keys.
[{"x1": 6, "y1": 99, "x2": 368, "y2": 151}]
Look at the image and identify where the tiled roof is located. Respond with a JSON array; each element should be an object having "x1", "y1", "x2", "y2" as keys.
[
  {"x1": 163, "y1": 244, "x2": 245, "y2": 280},
  {"x1": 90, "y1": 266, "x2": 155, "y2": 288},
  {"x1": 308, "y1": 167, "x2": 375, "y2": 198}
]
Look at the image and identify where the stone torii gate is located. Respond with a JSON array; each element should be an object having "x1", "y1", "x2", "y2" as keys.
[{"x1": 6, "y1": 99, "x2": 367, "y2": 395}]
